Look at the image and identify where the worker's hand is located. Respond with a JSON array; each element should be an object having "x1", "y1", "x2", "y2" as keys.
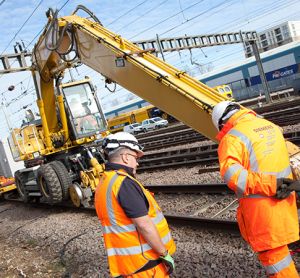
[
  {"x1": 160, "y1": 252, "x2": 175, "y2": 274},
  {"x1": 285, "y1": 180, "x2": 300, "y2": 192},
  {"x1": 276, "y1": 178, "x2": 297, "y2": 199}
]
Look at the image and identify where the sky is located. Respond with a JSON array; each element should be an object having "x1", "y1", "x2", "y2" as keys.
[{"x1": 0, "y1": 0, "x2": 299, "y2": 138}]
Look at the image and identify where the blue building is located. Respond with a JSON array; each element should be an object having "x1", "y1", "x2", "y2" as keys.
[
  {"x1": 105, "y1": 41, "x2": 300, "y2": 118},
  {"x1": 199, "y1": 41, "x2": 300, "y2": 101}
]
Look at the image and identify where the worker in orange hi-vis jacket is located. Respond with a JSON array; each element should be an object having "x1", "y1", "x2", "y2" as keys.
[
  {"x1": 212, "y1": 100, "x2": 299, "y2": 278},
  {"x1": 95, "y1": 132, "x2": 176, "y2": 277}
]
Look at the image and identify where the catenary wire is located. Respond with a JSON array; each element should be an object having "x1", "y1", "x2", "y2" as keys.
[
  {"x1": 106, "y1": 0, "x2": 148, "y2": 26},
  {"x1": 0, "y1": 0, "x2": 44, "y2": 56},
  {"x1": 115, "y1": 0, "x2": 170, "y2": 33},
  {"x1": 163, "y1": 0, "x2": 299, "y2": 67},
  {"x1": 159, "y1": 0, "x2": 235, "y2": 36},
  {"x1": 0, "y1": 0, "x2": 71, "y2": 84},
  {"x1": 129, "y1": 0, "x2": 205, "y2": 40},
  {"x1": 58, "y1": 0, "x2": 70, "y2": 12}
]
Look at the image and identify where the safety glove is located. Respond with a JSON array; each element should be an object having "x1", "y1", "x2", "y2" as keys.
[
  {"x1": 276, "y1": 178, "x2": 300, "y2": 199},
  {"x1": 285, "y1": 180, "x2": 300, "y2": 195},
  {"x1": 160, "y1": 251, "x2": 175, "y2": 274}
]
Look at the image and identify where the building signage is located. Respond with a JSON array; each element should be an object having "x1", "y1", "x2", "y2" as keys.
[{"x1": 250, "y1": 64, "x2": 299, "y2": 85}]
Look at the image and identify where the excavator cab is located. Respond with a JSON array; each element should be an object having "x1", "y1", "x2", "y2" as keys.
[
  {"x1": 61, "y1": 79, "x2": 107, "y2": 140},
  {"x1": 213, "y1": 85, "x2": 234, "y2": 99}
]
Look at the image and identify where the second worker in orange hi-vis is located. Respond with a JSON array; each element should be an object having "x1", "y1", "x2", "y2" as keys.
[
  {"x1": 95, "y1": 132, "x2": 176, "y2": 277},
  {"x1": 212, "y1": 101, "x2": 299, "y2": 278}
]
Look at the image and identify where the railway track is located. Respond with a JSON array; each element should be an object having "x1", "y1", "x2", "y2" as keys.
[
  {"x1": 138, "y1": 98, "x2": 300, "y2": 151},
  {"x1": 145, "y1": 183, "x2": 230, "y2": 193},
  {"x1": 138, "y1": 130, "x2": 300, "y2": 170},
  {"x1": 145, "y1": 183, "x2": 237, "y2": 232},
  {"x1": 4, "y1": 97, "x2": 300, "y2": 236},
  {"x1": 165, "y1": 215, "x2": 238, "y2": 232},
  {"x1": 2, "y1": 184, "x2": 239, "y2": 233},
  {"x1": 142, "y1": 125, "x2": 300, "y2": 151}
]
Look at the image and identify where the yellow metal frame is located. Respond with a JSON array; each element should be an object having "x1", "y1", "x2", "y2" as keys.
[
  {"x1": 0, "y1": 184, "x2": 16, "y2": 194},
  {"x1": 32, "y1": 14, "x2": 230, "y2": 142}
]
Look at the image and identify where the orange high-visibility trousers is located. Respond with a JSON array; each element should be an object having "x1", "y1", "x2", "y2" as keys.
[
  {"x1": 125, "y1": 263, "x2": 169, "y2": 278},
  {"x1": 258, "y1": 245, "x2": 299, "y2": 277}
]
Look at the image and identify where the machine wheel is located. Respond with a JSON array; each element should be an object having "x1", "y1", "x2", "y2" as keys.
[
  {"x1": 49, "y1": 161, "x2": 72, "y2": 201},
  {"x1": 14, "y1": 171, "x2": 29, "y2": 203},
  {"x1": 69, "y1": 183, "x2": 83, "y2": 207},
  {"x1": 37, "y1": 164, "x2": 62, "y2": 204}
]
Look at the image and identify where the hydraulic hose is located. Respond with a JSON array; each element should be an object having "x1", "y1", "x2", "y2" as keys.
[{"x1": 72, "y1": 5, "x2": 103, "y2": 26}]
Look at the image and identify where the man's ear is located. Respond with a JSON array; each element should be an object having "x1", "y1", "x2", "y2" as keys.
[{"x1": 121, "y1": 153, "x2": 129, "y2": 164}]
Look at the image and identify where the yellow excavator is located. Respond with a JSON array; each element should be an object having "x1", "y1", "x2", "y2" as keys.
[{"x1": 6, "y1": 5, "x2": 300, "y2": 207}]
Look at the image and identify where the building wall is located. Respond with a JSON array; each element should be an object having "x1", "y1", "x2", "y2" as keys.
[
  {"x1": 200, "y1": 43, "x2": 300, "y2": 100},
  {"x1": 245, "y1": 21, "x2": 300, "y2": 57}
]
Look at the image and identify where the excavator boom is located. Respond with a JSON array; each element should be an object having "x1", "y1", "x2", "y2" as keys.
[
  {"x1": 7, "y1": 6, "x2": 300, "y2": 207},
  {"x1": 33, "y1": 8, "x2": 227, "y2": 142}
]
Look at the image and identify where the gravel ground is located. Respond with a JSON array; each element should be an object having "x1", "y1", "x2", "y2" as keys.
[
  {"x1": 196, "y1": 195, "x2": 237, "y2": 219},
  {"x1": 144, "y1": 140, "x2": 213, "y2": 155},
  {"x1": 1, "y1": 124, "x2": 300, "y2": 277},
  {"x1": 154, "y1": 193, "x2": 237, "y2": 220},
  {"x1": 1, "y1": 201, "x2": 299, "y2": 278},
  {"x1": 2, "y1": 201, "x2": 293, "y2": 278},
  {"x1": 139, "y1": 168, "x2": 223, "y2": 185},
  {"x1": 282, "y1": 123, "x2": 300, "y2": 132}
]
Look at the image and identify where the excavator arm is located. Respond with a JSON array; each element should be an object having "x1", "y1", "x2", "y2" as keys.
[
  {"x1": 3, "y1": 5, "x2": 299, "y2": 206},
  {"x1": 32, "y1": 6, "x2": 300, "y2": 181},
  {"x1": 33, "y1": 6, "x2": 227, "y2": 143}
]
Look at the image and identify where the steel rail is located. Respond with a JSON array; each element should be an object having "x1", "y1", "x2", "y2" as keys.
[
  {"x1": 145, "y1": 183, "x2": 231, "y2": 193},
  {"x1": 138, "y1": 98, "x2": 300, "y2": 151},
  {"x1": 164, "y1": 214, "x2": 239, "y2": 233},
  {"x1": 138, "y1": 131, "x2": 300, "y2": 170},
  {"x1": 1, "y1": 198, "x2": 239, "y2": 233},
  {"x1": 142, "y1": 115, "x2": 300, "y2": 151}
]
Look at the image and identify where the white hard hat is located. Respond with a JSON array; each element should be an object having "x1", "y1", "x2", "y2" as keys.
[
  {"x1": 102, "y1": 132, "x2": 144, "y2": 157},
  {"x1": 211, "y1": 101, "x2": 240, "y2": 131}
]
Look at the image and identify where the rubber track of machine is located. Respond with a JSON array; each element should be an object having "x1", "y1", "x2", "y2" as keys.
[
  {"x1": 49, "y1": 161, "x2": 72, "y2": 201},
  {"x1": 37, "y1": 164, "x2": 63, "y2": 204}
]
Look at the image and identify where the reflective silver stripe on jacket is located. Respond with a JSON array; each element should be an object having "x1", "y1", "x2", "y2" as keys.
[
  {"x1": 244, "y1": 165, "x2": 292, "y2": 199},
  {"x1": 228, "y1": 129, "x2": 259, "y2": 171},
  {"x1": 107, "y1": 232, "x2": 172, "y2": 256},
  {"x1": 106, "y1": 173, "x2": 120, "y2": 226},
  {"x1": 152, "y1": 211, "x2": 164, "y2": 225},
  {"x1": 103, "y1": 212, "x2": 165, "y2": 235},
  {"x1": 265, "y1": 253, "x2": 292, "y2": 275},
  {"x1": 103, "y1": 173, "x2": 138, "y2": 234},
  {"x1": 224, "y1": 164, "x2": 243, "y2": 183},
  {"x1": 264, "y1": 166, "x2": 292, "y2": 179},
  {"x1": 223, "y1": 164, "x2": 248, "y2": 197},
  {"x1": 226, "y1": 129, "x2": 292, "y2": 199},
  {"x1": 236, "y1": 169, "x2": 248, "y2": 198},
  {"x1": 103, "y1": 223, "x2": 136, "y2": 234},
  {"x1": 103, "y1": 173, "x2": 166, "y2": 235},
  {"x1": 244, "y1": 194, "x2": 273, "y2": 199}
]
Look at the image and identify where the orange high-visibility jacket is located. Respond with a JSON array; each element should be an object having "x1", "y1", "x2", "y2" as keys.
[
  {"x1": 95, "y1": 170, "x2": 176, "y2": 277},
  {"x1": 217, "y1": 109, "x2": 299, "y2": 252}
]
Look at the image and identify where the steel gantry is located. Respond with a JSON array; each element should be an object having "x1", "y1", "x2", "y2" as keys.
[{"x1": 0, "y1": 30, "x2": 271, "y2": 102}]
